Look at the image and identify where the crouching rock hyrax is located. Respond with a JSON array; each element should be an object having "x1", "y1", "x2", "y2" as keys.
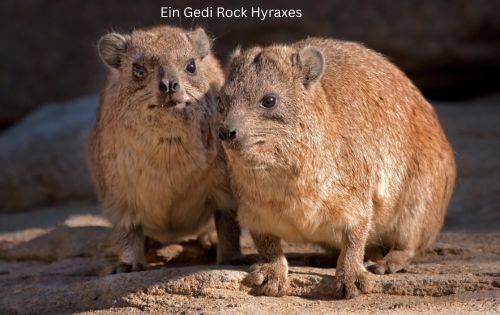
[
  {"x1": 218, "y1": 38, "x2": 456, "y2": 298},
  {"x1": 86, "y1": 25, "x2": 242, "y2": 273}
]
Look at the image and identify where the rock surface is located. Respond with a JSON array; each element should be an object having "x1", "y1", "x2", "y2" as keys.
[
  {"x1": 0, "y1": 214, "x2": 499, "y2": 314},
  {"x1": 1, "y1": 0, "x2": 500, "y2": 127},
  {"x1": 0, "y1": 95, "x2": 98, "y2": 211}
]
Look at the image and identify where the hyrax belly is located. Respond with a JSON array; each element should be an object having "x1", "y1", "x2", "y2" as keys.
[
  {"x1": 113, "y1": 148, "x2": 215, "y2": 243},
  {"x1": 236, "y1": 177, "x2": 346, "y2": 245},
  {"x1": 137, "y1": 185, "x2": 215, "y2": 244}
]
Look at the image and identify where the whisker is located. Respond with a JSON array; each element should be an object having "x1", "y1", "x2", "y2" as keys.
[
  {"x1": 130, "y1": 91, "x2": 153, "y2": 105},
  {"x1": 185, "y1": 87, "x2": 202, "y2": 104}
]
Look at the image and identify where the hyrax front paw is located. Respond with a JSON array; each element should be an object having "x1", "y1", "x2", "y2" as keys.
[
  {"x1": 243, "y1": 260, "x2": 288, "y2": 296},
  {"x1": 333, "y1": 269, "x2": 372, "y2": 299},
  {"x1": 367, "y1": 262, "x2": 403, "y2": 275},
  {"x1": 367, "y1": 249, "x2": 413, "y2": 274}
]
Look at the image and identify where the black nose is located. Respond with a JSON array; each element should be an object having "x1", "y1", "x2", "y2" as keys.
[
  {"x1": 219, "y1": 126, "x2": 237, "y2": 141},
  {"x1": 159, "y1": 80, "x2": 180, "y2": 93}
]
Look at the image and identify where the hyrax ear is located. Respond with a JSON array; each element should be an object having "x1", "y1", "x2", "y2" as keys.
[
  {"x1": 224, "y1": 46, "x2": 243, "y2": 77},
  {"x1": 229, "y1": 45, "x2": 242, "y2": 62},
  {"x1": 296, "y1": 46, "x2": 325, "y2": 88},
  {"x1": 187, "y1": 28, "x2": 211, "y2": 59},
  {"x1": 98, "y1": 33, "x2": 130, "y2": 69}
]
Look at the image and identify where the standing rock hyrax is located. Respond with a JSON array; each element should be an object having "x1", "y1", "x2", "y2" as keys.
[
  {"x1": 86, "y1": 25, "x2": 242, "y2": 272},
  {"x1": 219, "y1": 38, "x2": 456, "y2": 298}
]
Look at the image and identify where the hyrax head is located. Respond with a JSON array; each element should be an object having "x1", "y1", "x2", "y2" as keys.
[
  {"x1": 219, "y1": 45, "x2": 325, "y2": 166},
  {"x1": 98, "y1": 25, "x2": 215, "y2": 131}
]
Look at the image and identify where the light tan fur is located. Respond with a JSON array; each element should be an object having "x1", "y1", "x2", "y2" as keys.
[
  {"x1": 219, "y1": 38, "x2": 456, "y2": 298},
  {"x1": 87, "y1": 25, "x2": 241, "y2": 272}
]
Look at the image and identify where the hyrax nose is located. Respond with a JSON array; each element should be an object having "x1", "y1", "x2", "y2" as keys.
[
  {"x1": 219, "y1": 125, "x2": 237, "y2": 141},
  {"x1": 159, "y1": 80, "x2": 180, "y2": 93}
]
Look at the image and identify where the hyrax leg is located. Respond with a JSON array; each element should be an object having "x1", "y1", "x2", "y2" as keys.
[
  {"x1": 368, "y1": 165, "x2": 450, "y2": 275},
  {"x1": 112, "y1": 225, "x2": 147, "y2": 273},
  {"x1": 243, "y1": 233, "x2": 288, "y2": 296},
  {"x1": 214, "y1": 209, "x2": 243, "y2": 264},
  {"x1": 368, "y1": 247, "x2": 415, "y2": 275},
  {"x1": 368, "y1": 200, "x2": 422, "y2": 275},
  {"x1": 333, "y1": 219, "x2": 373, "y2": 299}
]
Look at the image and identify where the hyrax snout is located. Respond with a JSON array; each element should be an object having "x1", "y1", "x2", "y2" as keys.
[
  {"x1": 220, "y1": 39, "x2": 456, "y2": 298},
  {"x1": 86, "y1": 25, "x2": 242, "y2": 273}
]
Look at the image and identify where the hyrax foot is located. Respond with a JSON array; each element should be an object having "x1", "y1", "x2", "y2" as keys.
[
  {"x1": 367, "y1": 261, "x2": 406, "y2": 274},
  {"x1": 333, "y1": 269, "x2": 372, "y2": 299},
  {"x1": 112, "y1": 261, "x2": 147, "y2": 274},
  {"x1": 110, "y1": 226, "x2": 147, "y2": 275},
  {"x1": 367, "y1": 249, "x2": 414, "y2": 275},
  {"x1": 368, "y1": 262, "x2": 405, "y2": 275},
  {"x1": 243, "y1": 259, "x2": 289, "y2": 296}
]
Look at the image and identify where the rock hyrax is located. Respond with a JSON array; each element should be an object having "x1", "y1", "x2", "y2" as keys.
[
  {"x1": 87, "y1": 25, "x2": 241, "y2": 272},
  {"x1": 219, "y1": 38, "x2": 456, "y2": 298}
]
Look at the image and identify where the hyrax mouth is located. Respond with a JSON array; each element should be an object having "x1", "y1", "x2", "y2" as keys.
[{"x1": 147, "y1": 101, "x2": 192, "y2": 110}]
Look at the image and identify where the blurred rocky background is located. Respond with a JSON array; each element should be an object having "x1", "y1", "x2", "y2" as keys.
[
  {"x1": 2, "y1": 0, "x2": 500, "y2": 128},
  {"x1": 0, "y1": 0, "x2": 499, "y2": 230}
]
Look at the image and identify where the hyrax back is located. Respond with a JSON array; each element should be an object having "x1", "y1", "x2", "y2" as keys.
[
  {"x1": 87, "y1": 25, "x2": 241, "y2": 272},
  {"x1": 219, "y1": 38, "x2": 456, "y2": 298}
]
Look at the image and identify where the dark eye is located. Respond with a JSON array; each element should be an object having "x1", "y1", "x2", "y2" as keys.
[
  {"x1": 185, "y1": 59, "x2": 196, "y2": 74},
  {"x1": 132, "y1": 63, "x2": 146, "y2": 79},
  {"x1": 261, "y1": 94, "x2": 277, "y2": 109}
]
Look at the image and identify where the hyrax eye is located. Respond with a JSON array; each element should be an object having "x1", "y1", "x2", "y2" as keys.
[
  {"x1": 261, "y1": 94, "x2": 278, "y2": 109},
  {"x1": 132, "y1": 64, "x2": 146, "y2": 79},
  {"x1": 185, "y1": 59, "x2": 196, "y2": 74}
]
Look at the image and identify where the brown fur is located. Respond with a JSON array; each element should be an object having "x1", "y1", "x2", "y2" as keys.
[
  {"x1": 220, "y1": 38, "x2": 456, "y2": 298},
  {"x1": 86, "y1": 25, "x2": 241, "y2": 272}
]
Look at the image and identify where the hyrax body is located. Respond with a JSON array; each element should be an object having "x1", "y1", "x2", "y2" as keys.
[
  {"x1": 87, "y1": 25, "x2": 241, "y2": 272},
  {"x1": 219, "y1": 38, "x2": 456, "y2": 298}
]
